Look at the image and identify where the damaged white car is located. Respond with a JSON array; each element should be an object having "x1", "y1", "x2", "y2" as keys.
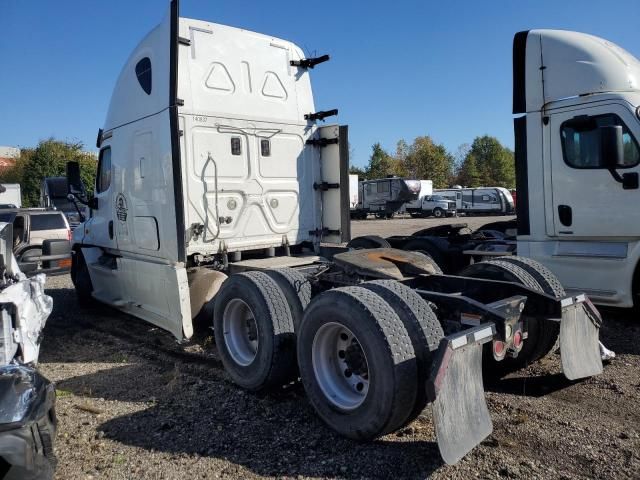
[{"x1": 0, "y1": 222, "x2": 56, "y2": 480}]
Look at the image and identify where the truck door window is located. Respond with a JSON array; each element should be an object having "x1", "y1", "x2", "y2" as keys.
[
  {"x1": 379, "y1": 181, "x2": 390, "y2": 193},
  {"x1": 96, "y1": 147, "x2": 112, "y2": 193},
  {"x1": 561, "y1": 114, "x2": 640, "y2": 169}
]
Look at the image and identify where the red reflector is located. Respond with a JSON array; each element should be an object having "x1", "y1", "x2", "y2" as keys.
[{"x1": 513, "y1": 331, "x2": 523, "y2": 348}]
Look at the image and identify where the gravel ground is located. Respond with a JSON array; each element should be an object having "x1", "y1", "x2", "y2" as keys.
[{"x1": 38, "y1": 215, "x2": 640, "y2": 479}]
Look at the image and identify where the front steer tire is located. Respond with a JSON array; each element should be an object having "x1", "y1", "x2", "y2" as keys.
[
  {"x1": 297, "y1": 286, "x2": 418, "y2": 440},
  {"x1": 213, "y1": 271, "x2": 296, "y2": 391},
  {"x1": 70, "y1": 250, "x2": 94, "y2": 307}
]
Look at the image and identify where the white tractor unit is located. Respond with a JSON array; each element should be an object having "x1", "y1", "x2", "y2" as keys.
[
  {"x1": 353, "y1": 30, "x2": 640, "y2": 310},
  {"x1": 66, "y1": 1, "x2": 604, "y2": 464}
]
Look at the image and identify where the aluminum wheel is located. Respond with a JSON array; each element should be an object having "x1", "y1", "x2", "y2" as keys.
[
  {"x1": 223, "y1": 298, "x2": 259, "y2": 367},
  {"x1": 312, "y1": 322, "x2": 370, "y2": 410}
]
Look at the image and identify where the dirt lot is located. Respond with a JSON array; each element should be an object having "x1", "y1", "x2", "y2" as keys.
[{"x1": 39, "y1": 215, "x2": 640, "y2": 479}]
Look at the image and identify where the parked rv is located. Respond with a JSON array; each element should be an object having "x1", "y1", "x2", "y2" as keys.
[
  {"x1": 64, "y1": 3, "x2": 604, "y2": 465},
  {"x1": 351, "y1": 177, "x2": 420, "y2": 219},
  {"x1": 435, "y1": 187, "x2": 514, "y2": 215},
  {"x1": 0, "y1": 184, "x2": 21, "y2": 209},
  {"x1": 40, "y1": 177, "x2": 82, "y2": 228}
]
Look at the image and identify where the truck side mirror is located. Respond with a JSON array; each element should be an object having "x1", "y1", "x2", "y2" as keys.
[
  {"x1": 600, "y1": 125, "x2": 624, "y2": 169},
  {"x1": 66, "y1": 161, "x2": 86, "y2": 196},
  {"x1": 600, "y1": 125, "x2": 638, "y2": 189}
]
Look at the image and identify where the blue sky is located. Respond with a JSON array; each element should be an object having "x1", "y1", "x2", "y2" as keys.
[{"x1": 1, "y1": 1, "x2": 639, "y2": 167}]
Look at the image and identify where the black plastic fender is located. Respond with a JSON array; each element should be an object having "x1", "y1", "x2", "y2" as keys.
[{"x1": 0, "y1": 365, "x2": 57, "y2": 480}]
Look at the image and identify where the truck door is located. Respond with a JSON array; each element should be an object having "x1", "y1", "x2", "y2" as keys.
[
  {"x1": 92, "y1": 146, "x2": 117, "y2": 249},
  {"x1": 549, "y1": 104, "x2": 640, "y2": 237}
]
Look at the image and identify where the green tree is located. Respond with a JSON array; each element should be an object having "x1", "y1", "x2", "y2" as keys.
[
  {"x1": 1, "y1": 139, "x2": 97, "y2": 207},
  {"x1": 349, "y1": 164, "x2": 367, "y2": 179},
  {"x1": 398, "y1": 136, "x2": 454, "y2": 188},
  {"x1": 456, "y1": 153, "x2": 482, "y2": 187},
  {"x1": 463, "y1": 136, "x2": 515, "y2": 187},
  {"x1": 365, "y1": 143, "x2": 397, "y2": 179}
]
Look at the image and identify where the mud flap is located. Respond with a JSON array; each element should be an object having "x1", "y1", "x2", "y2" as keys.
[
  {"x1": 558, "y1": 295, "x2": 603, "y2": 380},
  {"x1": 427, "y1": 324, "x2": 495, "y2": 465}
]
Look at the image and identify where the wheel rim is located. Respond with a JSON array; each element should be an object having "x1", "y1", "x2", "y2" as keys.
[
  {"x1": 434, "y1": 209, "x2": 443, "y2": 217},
  {"x1": 223, "y1": 298, "x2": 259, "y2": 366},
  {"x1": 312, "y1": 322, "x2": 370, "y2": 410}
]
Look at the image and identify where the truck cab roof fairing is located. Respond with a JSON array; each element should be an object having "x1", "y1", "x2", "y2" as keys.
[
  {"x1": 513, "y1": 29, "x2": 640, "y2": 114},
  {"x1": 175, "y1": 19, "x2": 315, "y2": 123},
  {"x1": 103, "y1": 6, "x2": 175, "y2": 131}
]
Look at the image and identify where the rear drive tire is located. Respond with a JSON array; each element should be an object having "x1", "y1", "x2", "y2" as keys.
[
  {"x1": 347, "y1": 235, "x2": 391, "y2": 250},
  {"x1": 213, "y1": 271, "x2": 296, "y2": 390},
  {"x1": 497, "y1": 256, "x2": 564, "y2": 360},
  {"x1": 402, "y1": 238, "x2": 446, "y2": 273},
  {"x1": 297, "y1": 286, "x2": 417, "y2": 440},
  {"x1": 264, "y1": 268, "x2": 312, "y2": 331},
  {"x1": 361, "y1": 280, "x2": 444, "y2": 425},
  {"x1": 411, "y1": 251, "x2": 444, "y2": 275},
  {"x1": 459, "y1": 259, "x2": 555, "y2": 370}
]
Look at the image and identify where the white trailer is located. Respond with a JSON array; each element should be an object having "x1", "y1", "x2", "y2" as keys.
[
  {"x1": 65, "y1": 2, "x2": 604, "y2": 465},
  {"x1": 348, "y1": 174, "x2": 359, "y2": 210},
  {"x1": 0, "y1": 184, "x2": 21, "y2": 208}
]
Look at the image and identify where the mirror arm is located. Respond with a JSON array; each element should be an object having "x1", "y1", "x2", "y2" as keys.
[
  {"x1": 608, "y1": 168, "x2": 624, "y2": 184},
  {"x1": 67, "y1": 193, "x2": 88, "y2": 222}
]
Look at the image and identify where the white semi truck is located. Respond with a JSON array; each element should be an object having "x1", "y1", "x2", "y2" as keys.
[
  {"x1": 354, "y1": 30, "x2": 640, "y2": 310},
  {"x1": 512, "y1": 30, "x2": 640, "y2": 308},
  {"x1": 65, "y1": 1, "x2": 604, "y2": 465}
]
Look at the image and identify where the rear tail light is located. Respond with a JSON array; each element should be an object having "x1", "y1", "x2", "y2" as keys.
[
  {"x1": 513, "y1": 330, "x2": 523, "y2": 350},
  {"x1": 67, "y1": 229, "x2": 72, "y2": 241},
  {"x1": 493, "y1": 340, "x2": 506, "y2": 360}
]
